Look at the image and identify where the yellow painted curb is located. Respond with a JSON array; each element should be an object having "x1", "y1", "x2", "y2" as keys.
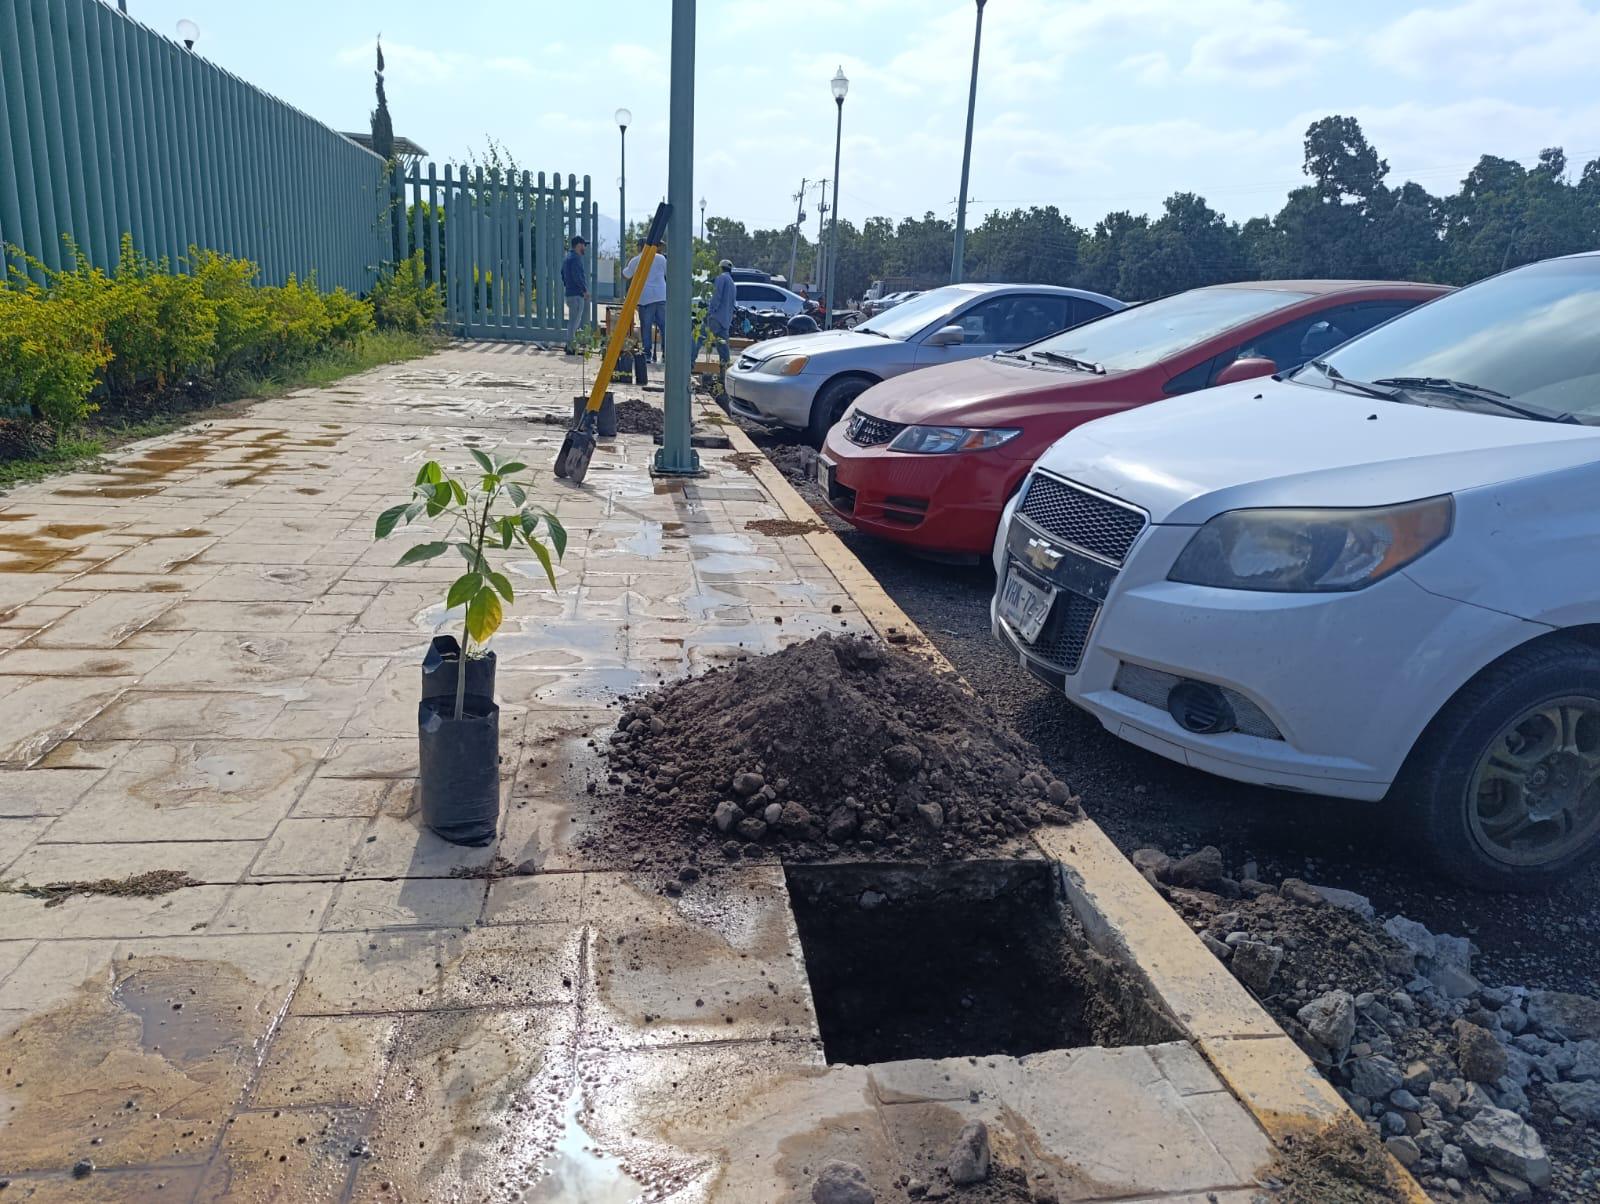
[{"x1": 705, "y1": 397, "x2": 1426, "y2": 1200}]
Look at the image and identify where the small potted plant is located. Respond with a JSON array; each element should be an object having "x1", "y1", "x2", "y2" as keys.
[
  {"x1": 570, "y1": 326, "x2": 617, "y2": 437},
  {"x1": 613, "y1": 331, "x2": 642, "y2": 383},
  {"x1": 374, "y1": 449, "x2": 566, "y2": 846}
]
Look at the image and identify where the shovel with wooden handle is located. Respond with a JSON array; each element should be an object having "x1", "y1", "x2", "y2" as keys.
[{"x1": 555, "y1": 201, "x2": 672, "y2": 484}]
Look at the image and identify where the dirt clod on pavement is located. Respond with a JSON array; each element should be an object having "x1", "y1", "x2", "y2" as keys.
[
  {"x1": 10, "y1": 870, "x2": 199, "y2": 908},
  {"x1": 746, "y1": 517, "x2": 828, "y2": 537},
  {"x1": 592, "y1": 634, "x2": 1080, "y2": 868},
  {"x1": 766, "y1": 442, "x2": 819, "y2": 483}
]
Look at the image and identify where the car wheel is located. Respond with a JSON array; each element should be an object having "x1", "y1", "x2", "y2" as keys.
[
  {"x1": 807, "y1": 376, "x2": 872, "y2": 446},
  {"x1": 1397, "y1": 636, "x2": 1600, "y2": 891}
]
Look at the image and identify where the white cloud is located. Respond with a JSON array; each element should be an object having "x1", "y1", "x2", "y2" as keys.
[
  {"x1": 1185, "y1": 26, "x2": 1336, "y2": 86},
  {"x1": 336, "y1": 41, "x2": 533, "y2": 85},
  {"x1": 1370, "y1": 0, "x2": 1600, "y2": 79},
  {"x1": 609, "y1": 43, "x2": 668, "y2": 82},
  {"x1": 1119, "y1": 51, "x2": 1173, "y2": 85}
]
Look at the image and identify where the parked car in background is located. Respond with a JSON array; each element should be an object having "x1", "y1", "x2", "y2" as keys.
[
  {"x1": 729, "y1": 267, "x2": 772, "y2": 283},
  {"x1": 862, "y1": 290, "x2": 921, "y2": 318},
  {"x1": 820, "y1": 280, "x2": 1447, "y2": 557},
  {"x1": 992, "y1": 253, "x2": 1600, "y2": 888},
  {"x1": 727, "y1": 283, "x2": 1124, "y2": 444},
  {"x1": 735, "y1": 280, "x2": 806, "y2": 316}
]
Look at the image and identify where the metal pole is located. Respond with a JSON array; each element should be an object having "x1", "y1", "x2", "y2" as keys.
[
  {"x1": 814, "y1": 179, "x2": 826, "y2": 293},
  {"x1": 788, "y1": 177, "x2": 805, "y2": 288},
  {"x1": 618, "y1": 125, "x2": 626, "y2": 266},
  {"x1": 654, "y1": 0, "x2": 700, "y2": 476},
  {"x1": 824, "y1": 100, "x2": 843, "y2": 324},
  {"x1": 950, "y1": 0, "x2": 986, "y2": 283}
]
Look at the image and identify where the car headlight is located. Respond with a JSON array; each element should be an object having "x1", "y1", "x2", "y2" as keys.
[
  {"x1": 1168, "y1": 496, "x2": 1453, "y2": 592},
  {"x1": 886, "y1": 425, "x2": 1021, "y2": 454},
  {"x1": 756, "y1": 354, "x2": 809, "y2": 376}
]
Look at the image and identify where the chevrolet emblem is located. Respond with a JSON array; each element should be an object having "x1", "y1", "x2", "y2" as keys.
[{"x1": 1024, "y1": 537, "x2": 1063, "y2": 573}]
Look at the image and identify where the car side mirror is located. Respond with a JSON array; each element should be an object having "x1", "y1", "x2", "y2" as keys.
[
  {"x1": 927, "y1": 325, "x2": 965, "y2": 348},
  {"x1": 1213, "y1": 355, "x2": 1276, "y2": 386}
]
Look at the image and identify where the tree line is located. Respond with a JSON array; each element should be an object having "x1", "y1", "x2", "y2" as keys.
[{"x1": 703, "y1": 117, "x2": 1600, "y2": 305}]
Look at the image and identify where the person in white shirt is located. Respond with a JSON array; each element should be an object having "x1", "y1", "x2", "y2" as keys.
[{"x1": 622, "y1": 239, "x2": 668, "y2": 362}]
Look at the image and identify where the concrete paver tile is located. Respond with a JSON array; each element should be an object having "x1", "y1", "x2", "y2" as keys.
[
  {"x1": 1150, "y1": 1039, "x2": 1229, "y2": 1096},
  {"x1": 251, "y1": 817, "x2": 372, "y2": 878},
  {"x1": 208, "y1": 882, "x2": 336, "y2": 934},
  {"x1": 481, "y1": 873, "x2": 584, "y2": 926},
  {"x1": 294, "y1": 923, "x2": 580, "y2": 1014},
  {"x1": 27, "y1": 594, "x2": 173, "y2": 648},
  {"x1": 0, "y1": 647, "x2": 177, "y2": 677},
  {"x1": 5, "y1": 839, "x2": 260, "y2": 888},
  {"x1": 46, "y1": 739, "x2": 326, "y2": 843},
  {"x1": 317, "y1": 737, "x2": 417, "y2": 780},
  {"x1": 31, "y1": 739, "x2": 133, "y2": 770},
  {"x1": 252, "y1": 1013, "x2": 398, "y2": 1109},
  {"x1": 195, "y1": 1106, "x2": 363, "y2": 1201},
  {"x1": 78, "y1": 689, "x2": 287, "y2": 740},
  {"x1": 0, "y1": 1168, "x2": 209, "y2": 1200},
  {"x1": 188, "y1": 564, "x2": 347, "y2": 603},
  {"x1": 139, "y1": 629, "x2": 341, "y2": 689},
  {"x1": 348, "y1": 1004, "x2": 575, "y2": 1202},
  {"x1": 324, "y1": 877, "x2": 487, "y2": 931},
  {"x1": 1180, "y1": 1086, "x2": 1277, "y2": 1182},
  {"x1": 347, "y1": 812, "x2": 501, "y2": 878},
  {"x1": 0, "y1": 939, "x2": 37, "y2": 987},
  {"x1": 0, "y1": 816, "x2": 54, "y2": 875},
  {"x1": 0, "y1": 767, "x2": 107, "y2": 816},
  {"x1": 0, "y1": 676, "x2": 137, "y2": 767},
  {"x1": 0, "y1": 884, "x2": 226, "y2": 941},
  {"x1": 580, "y1": 869, "x2": 817, "y2": 1050},
  {"x1": 291, "y1": 775, "x2": 397, "y2": 818},
  {"x1": 147, "y1": 599, "x2": 308, "y2": 631}
]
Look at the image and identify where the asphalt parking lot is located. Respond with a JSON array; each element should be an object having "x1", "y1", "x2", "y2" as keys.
[{"x1": 747, "y1": 425, "x2": 1600, "y2": 1001}]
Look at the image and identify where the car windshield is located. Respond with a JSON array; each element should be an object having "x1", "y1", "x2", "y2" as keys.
[
  {"x1": 1305, "y1": 257, "x2": 1600, "y2": 420},
  {"x1": 1021, "y1": 287, "x2": 1313, "y2": 372},
  {"x1": 857, "y1": 287, "x2": 981, "y2": 339}
]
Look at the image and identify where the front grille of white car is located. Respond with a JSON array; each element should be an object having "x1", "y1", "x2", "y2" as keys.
[
  {"x1": 1112, "y1": 662, "x2": 1284, "y2": 740},
  {"x1": 1018, "y1": 473, "x2": 1146, "y2": 565},
  {"x1": 845, "y1": 411, "x2": 904, "y2": 447}
]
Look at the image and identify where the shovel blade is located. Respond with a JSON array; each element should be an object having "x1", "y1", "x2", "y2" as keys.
[
  {"x1": 553, "y1": 429, "x2": 579, "y2": 478},
  {"x1": 564, "y1": 431, "x2": 597, "y2": 485}
]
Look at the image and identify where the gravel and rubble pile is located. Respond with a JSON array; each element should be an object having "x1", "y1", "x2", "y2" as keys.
[
  {"x1": 1133, "y1": 844, "x2": 1600, "y2": 1204},
  {"x1": 766, "y1": 442, "x2": 819, "y2": 483},
  {"x1": 613, "y1": 397, "x2": 664, "y2": 436},
  {"x1": 592, "y1": 634, "x2": 1080, "y2": 869}
]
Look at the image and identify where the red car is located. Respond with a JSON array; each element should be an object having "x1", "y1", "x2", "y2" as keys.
[{"x1": 818, "y1": 280, "x2": 1451, "y2": 557}]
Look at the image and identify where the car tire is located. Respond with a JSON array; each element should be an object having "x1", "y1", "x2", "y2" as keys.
[
  {"x1": 807, "y1": 376, "x2": 873, "y2": 447},
  {"x1": 1395, "y1": 636, "x2": 1600, "y2": 891}
]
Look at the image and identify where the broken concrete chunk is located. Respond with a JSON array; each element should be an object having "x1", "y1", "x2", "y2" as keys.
[
  {"x1": 1457, "y1": 1106, "x2": 1551, "y2": 1188},
  {"x1": 1547, "y1": 1080, "x2": 1600, "y2": 1123},
  {"x1": 1525, "y1": 988, "x2": 1600, "y2": 1041},
  {"x1": 1277, "y1": 877, "x2": 1324, "y2": 906},
  {"x1": 1129, "y1": 848, "x2": 1171, "y2": 877},
  {"x1": 1298, "y1": 990, "x2": 1357, "y2": 1061},
  {"x1": 1230, "y1": 941, "x2": 1284, "y2": 994},
  {"x1": 946, "y1": 1120, "x2": 991, "y2": 1185},
  {"x1": 1164, "y1": 845, "x2": 1224, "y2": 888},
  {"x1": 811, "y1": 1159, "x2": 874, "y2": 1204},
  {"x1": 1309, "y1": 884, "x2": 1376, "y2": 920}
]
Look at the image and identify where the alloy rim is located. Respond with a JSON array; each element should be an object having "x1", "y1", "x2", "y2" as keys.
[{"x1": 1467, "y1": 695, "x2": 1600, "y2": 867}]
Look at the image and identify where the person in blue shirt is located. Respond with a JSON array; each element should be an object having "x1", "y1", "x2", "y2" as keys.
[
  {"x1": 561, "y1": 236, "x2": 589, "y2": 353},
  {"x1": 706, "y1": 259, "x2": 736, "y2": 368},
  {"x1": 622, "y1": 238, "x2": 667, "y2": 362}
]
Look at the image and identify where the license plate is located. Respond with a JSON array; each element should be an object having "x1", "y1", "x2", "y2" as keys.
[
  {"x1": 817, "y1": 457, "x2": 835, "y2": 493},
  {"x1": 999, "y1": 569, "x2": 1055, "y2": 644}
]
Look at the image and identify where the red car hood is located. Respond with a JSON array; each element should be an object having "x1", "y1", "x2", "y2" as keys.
[{"x1": 854, "y1": 354, "x2": 1146, "y2": 428}]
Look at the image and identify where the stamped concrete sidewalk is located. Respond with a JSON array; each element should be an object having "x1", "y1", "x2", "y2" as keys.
[{"x1": 1, "y1": 345, "x2": 1283, "y2": 1201}]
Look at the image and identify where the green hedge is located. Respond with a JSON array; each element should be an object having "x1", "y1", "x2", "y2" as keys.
[{"x1": 0, "y1": 238, "x2": 440, "y2": 439}]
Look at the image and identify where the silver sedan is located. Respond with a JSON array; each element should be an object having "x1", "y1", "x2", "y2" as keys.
[{"x1": 725, "y1": 282, "x2": 1124, "y2": 444}]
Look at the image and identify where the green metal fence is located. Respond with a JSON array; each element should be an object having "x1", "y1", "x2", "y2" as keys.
[
  {"x1": 395, "y1": 163, "x2": 596, "y2": 341},
  {"x1": 0, "y1": 0, "x2": 387, "y2": 290}
]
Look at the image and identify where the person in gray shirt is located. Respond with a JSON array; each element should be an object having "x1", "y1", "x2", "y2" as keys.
[{"x1": 706, "y1": 259, "x2": 736, "y2": 367}]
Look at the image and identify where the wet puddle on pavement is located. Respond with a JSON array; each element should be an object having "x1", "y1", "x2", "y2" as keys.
[{"x1": 524, "y1": 1076, "x2": 647, "y2": 1203}]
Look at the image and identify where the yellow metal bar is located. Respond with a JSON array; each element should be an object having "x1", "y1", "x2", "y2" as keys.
[{"x1": 584, "y1": 243, "x2": 655, "y2": 414}]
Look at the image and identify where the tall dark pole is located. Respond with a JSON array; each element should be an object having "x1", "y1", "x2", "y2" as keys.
[
  {"x1": 615, "y1": 108, "x2": 630, "y2": 268},
  {"x1": 951, "y1": 0, "x2": 986, "y2": 283},
  {"x1": 825, "y1": 67, "x2": 848, "y2": 325}
]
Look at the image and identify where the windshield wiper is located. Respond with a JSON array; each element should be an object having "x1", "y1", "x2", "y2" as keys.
[
  {"x1": 1029, "y1": 349, "x2": 1105, "y2": 374},
  {"x1": 1371, "y1": 377, "x2": 1579, "y2": 424},
  {"x1": 1305, "y1": 359, "x2": 1401, "y2": 400}
]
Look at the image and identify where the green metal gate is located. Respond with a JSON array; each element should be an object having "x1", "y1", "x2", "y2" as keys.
[{"x1": 393, "y1": 164, "x2": 596, "y2": 342}]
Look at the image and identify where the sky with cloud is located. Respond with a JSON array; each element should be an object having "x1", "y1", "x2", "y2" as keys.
[{"x1": 124, "y1": 0, "x2": 1600, "y2": 242}]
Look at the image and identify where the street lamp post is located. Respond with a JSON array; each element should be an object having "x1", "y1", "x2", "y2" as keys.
[
  {"x1": 699, "y1": 196, "x2": 706, "y2": 243},
  {"x1": 615, "y1": 108, "x2": 631, "y2": 263},
  {"x1": 824, "y1": 67, "x2": 847, "y2": 327},
  {"x1": 950, "y1": 0, "x2": 986, "y2": 283},
  {"x1": 176, "y1": 18, "x2": 199, "y2": 49}
]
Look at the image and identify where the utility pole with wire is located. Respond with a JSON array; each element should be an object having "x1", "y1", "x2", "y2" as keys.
[
  {"x1": 787, "y1": 178, "x2": 807, "y2": 288},
  {"x1": 951, "y1": 0, "x2": 988, "y2": 283},
  {"x1": 813, "y1": 179, "x2": 828, "y2": 293}
]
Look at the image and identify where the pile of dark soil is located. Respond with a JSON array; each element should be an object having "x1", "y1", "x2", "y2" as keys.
[
  {"x1": 613, "y1": 398, "x2": 663, "y2": 436},
  {"x1": 766, "y1": 442, "x2": 818, "y2": 482},
  {"x1": 591, "y1": 634, "x2": 1079, "y2": 868}
]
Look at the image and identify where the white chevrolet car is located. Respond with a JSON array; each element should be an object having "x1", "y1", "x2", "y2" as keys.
[
  {"x1": 992, "y1": 252, "x2": 1600, "y2": 888},
  {"x1": 726, "y1": 283, "x2": 1122, "y2": 444}
]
